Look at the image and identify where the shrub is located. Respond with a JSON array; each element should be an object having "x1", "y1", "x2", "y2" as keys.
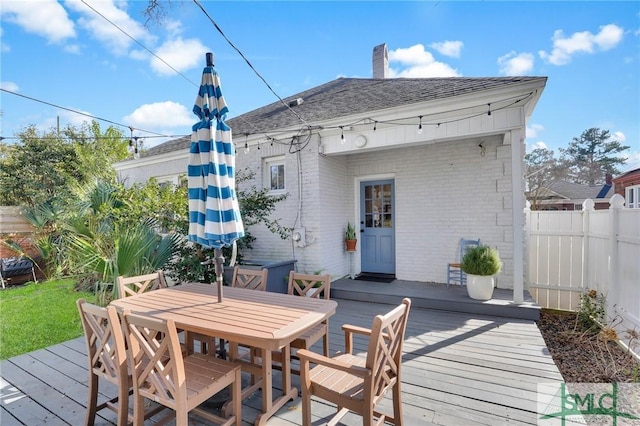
[{"x1": 461, "y1": 244, "x2": 502, "y2": 276}]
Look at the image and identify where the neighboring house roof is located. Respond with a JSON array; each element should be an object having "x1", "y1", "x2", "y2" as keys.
[
  {"x1": 613, "y1": 166, "x2": 640, "y2": 182},
  {"x1": 538, "y1": 180, "x2": 614, "y2": 201},
  {"x1": 139, "y1": 76, "x2": 546, "y2": 159}
]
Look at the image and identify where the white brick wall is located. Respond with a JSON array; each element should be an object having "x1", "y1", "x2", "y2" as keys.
[
  {"x1": 238, "y1": 132, "x2": 517, "y2": 287},
  {"x1": 117, "y1": 132, "x2": 520, "y2": 288}
]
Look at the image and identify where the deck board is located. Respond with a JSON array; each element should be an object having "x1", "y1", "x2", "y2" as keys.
[{"x1": 0, "y1": 290, "x2": 562, "y2": 425}]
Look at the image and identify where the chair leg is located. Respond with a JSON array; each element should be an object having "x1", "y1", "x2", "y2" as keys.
[
  {"x1": 300, "y1": 358, "x2": 312, "y2": 426},
  {"x1": 323, "y1": 333, "x2": 330, "y2": 357},
  {"x1": 232, "y1": 368, "x2": 242, "y2": 426},
  {"x1": 85, "y1": 373, "x2": 98, "y2": 426},
  {"x1": 133, "y1": 393, "x2": 145, "y2": 426},
  {"x1": 392, "y1": 381, "x2": 404, "y2": 425},
  {"x1": 116, "y1": 377, "x2": 130, "y2": 426}
]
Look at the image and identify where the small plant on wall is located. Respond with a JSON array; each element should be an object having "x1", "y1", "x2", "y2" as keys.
[{"x1": 345, "y1": 222, "x2": 357, "y2": 252}]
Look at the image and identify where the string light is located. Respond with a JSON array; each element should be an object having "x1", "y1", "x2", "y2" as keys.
[
  {"x1": 340, "y1": 126, "x2": 345, "y2": 144},
  {"x1": 373, "y1": 121, "x2": 377, "y2": 131},
  {"x1": 128, "y1": 126, "x2": 141, "y2": 159},
  {"x1": 487, "y1": 103, "x2": 492, "y2": 116},
  {"x1": 418, "y1": 116, "x2": 423, "y2": 134},
  {"x1": 244, "y1": 134, "x2": 250, "y2": 153}
]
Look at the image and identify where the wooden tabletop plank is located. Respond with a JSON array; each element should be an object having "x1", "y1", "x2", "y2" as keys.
[{"x1": 110, "y1": 283, "x2": 337, "y2": 350}]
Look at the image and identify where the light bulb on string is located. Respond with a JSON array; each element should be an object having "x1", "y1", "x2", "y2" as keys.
[
  {"x1": 418, "y1": 116, "x2": 423, "y2": 134},
  {"x1": 244, "y1": 134, "x2": 250, "y2": 154},
  {"x1": 340, "y1": 126, "x2": 345, "y2": 144},
  {"x1": 373, "y1": 121, "x2": 377, "y2": 131},
  {"x1": 487, "y1": 103, "x2": 492, "y2": 116}
]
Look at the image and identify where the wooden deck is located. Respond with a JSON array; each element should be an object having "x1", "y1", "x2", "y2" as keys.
[{"x1": 1, "y1": 283, "x2": 562, "y2": 425}]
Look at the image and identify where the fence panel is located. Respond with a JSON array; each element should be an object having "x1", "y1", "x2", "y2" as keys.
[{"x1": 527, "y1": 196, "x2": 640, "y2": 356}]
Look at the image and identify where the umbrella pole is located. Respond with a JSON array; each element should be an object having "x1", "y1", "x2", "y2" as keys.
[
  {"x1": 214, "y1": 248, "x2": 224, "y2": 303},
  {"x1": 213, "y1": 248, "x2": 228, "y2": 359}
]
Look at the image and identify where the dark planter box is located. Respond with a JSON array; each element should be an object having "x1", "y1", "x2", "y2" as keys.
[{"x1": 235, "y1": 259, "x2": 297, "y2": 293}]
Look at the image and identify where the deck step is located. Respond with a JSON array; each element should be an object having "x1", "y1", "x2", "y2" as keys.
[{"x1": 330, "y1": 278, "x2": 540, "y2": 321}]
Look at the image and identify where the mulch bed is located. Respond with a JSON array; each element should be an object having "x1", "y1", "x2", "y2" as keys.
[{"x1": 537, "y1": 309, "x2": 640, "y2": 383}]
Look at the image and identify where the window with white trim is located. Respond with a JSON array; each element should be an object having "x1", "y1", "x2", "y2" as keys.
[
  {"x1": 264, "y1": 156, "x2": 286, "y2": 192},
  {"x1": 626, "y1": 185, "x2": 639, "y2": 208}
]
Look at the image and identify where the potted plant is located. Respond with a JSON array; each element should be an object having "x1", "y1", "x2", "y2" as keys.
[
  {"x1": 461, "y1": 244, "x2": 502, "y2": 300},
  {"x1": 345, "y1": 222, "x2": 357, "y2": 252}
]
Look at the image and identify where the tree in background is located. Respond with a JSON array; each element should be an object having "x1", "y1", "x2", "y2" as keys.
[
  {"x1": 559, "y1": 128, "x2": 630, "y2": 185},
  {"x1": 524, "y1": 147, "x2": 565, "y2": 211},
  {"x1": 0, "y1": 121, "x2": 128, "y2": 207}
]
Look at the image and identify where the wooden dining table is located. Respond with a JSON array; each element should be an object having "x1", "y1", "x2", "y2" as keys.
[{"x1": 110, "y1": 282, "x2": 337, "y2": 425}]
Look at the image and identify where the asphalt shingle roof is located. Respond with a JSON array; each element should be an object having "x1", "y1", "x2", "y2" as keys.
[{"x1": 141, "y1": 76, "x2": 546, "y2": 158}]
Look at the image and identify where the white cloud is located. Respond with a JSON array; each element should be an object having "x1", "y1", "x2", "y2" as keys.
[
  {"x1": 525, "y1": 140, "x2": 548, "y2": 153},
  {"x1": 623, "y1": 150, "x2": 640, "y2": 171},
  {"x1": 151, "y1": 37, "x2": 208, "y2": 76},
  {"x1": 526, "y1": 123, "x2": 544, "y2": 139},
  {"x1": 124, "y1": 101, "x2": 192, "y2": 129},
  {"x1": 610, "y1": 130, "x2": 626, "y2": 142},
  {"x1": 65, "y1": 0, "x2": 155, "y2": 56},
  {"x1": 0, "y1": 27, "x2": 8, "y2": 52},
  {"x1": 388, "y1": 44, "x2": 461, "y2": 77},
  {"x1": 498, "y1": 51, "x2": 535, "y2": 76},
  {"x1": 0, "y1": 81, "x2": 19, "y2": 92},
  {"x1": 539, "y1": 23, "x2": 624, "y2": 65},
  {"x1": 429, "y1": 40, "x2": 463, "y2": 58},
  {"x1": 1, "y1": 0, "x2": 75, "y2": 43}
]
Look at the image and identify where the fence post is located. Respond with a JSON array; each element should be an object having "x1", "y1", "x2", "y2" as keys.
[
  {"x1": 608, "y1": 194, "x2": 625, "y2": 320},
  {"x1": 582, "y1": 199, "x2": 594, "y2": 292},
  {"x1": 524, "y1": 201, "x2": 531, "y2": 299}
]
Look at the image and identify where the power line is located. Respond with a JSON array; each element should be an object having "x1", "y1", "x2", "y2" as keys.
[
  {"x1": 192, "y1": 0, "x2": 312, "y2": 131},
  {"x1": 0, "y1": 88, "x2": 173, "y2": 138},
  {"x1": 79, "y1": 0, "x2": 199, "y2": 88}
]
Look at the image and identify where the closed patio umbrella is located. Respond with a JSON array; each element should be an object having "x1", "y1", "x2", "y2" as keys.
[{"x1": 188, "y1": 52, "x2": 244, "y2": 302}]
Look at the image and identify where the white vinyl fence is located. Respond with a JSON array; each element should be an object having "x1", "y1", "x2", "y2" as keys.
[{"x1": 527, "y1": 194, "x2": 640, "y2": 352}]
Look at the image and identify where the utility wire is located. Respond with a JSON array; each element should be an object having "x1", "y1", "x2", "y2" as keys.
[
  {"x1": 80, "y1": 0, "x2": 199, "y2": 88},
  {"x1": 192, "y1": 0, "x2": 312, "y2": 130},
  {"x1": 1, "y1": 88, "x2": 172, "y2": 138}
]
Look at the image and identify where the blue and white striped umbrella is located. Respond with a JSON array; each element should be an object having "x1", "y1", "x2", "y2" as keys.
[{"x1": 188, "y1": 62, "x2": 244, "y2": 250}]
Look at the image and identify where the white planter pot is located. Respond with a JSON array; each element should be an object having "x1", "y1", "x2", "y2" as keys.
[{"x1": 466, "y1": 274, "x2": 495, "y2": 300}]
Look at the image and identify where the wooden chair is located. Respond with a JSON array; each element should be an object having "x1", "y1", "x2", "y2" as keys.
[
  {"x1": 258, "y1": 272, "x2": 332, "y2": 376},
  {"x1": 231, "y1": 266, "x2": 268, "y2": 291},
  {"x1": 447, "y1": 238, "x2": 480, "y2": 287},
  {"x1": 76, "y1": 299, "x2": 166, "y2": 426},
  {"x1": 117, "y1": 270, "x2": 167, "y2": 298},
  {"x1": 297, "y1": 298, "x2": 412, "y2": 426},
  {"x1": 287, "y1": 271, "x2": 332, "y2": 356},
  {"x1": 121, "y1": 310, "x2": 241, "y2": 426}
]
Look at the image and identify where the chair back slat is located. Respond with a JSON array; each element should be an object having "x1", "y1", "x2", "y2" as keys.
[
  {"x1": 366, "y1": 298, "x2": 411, "y2": 401},
  {"x1": 77, "y1": 299, "x2": 127, "y2": 383},
  {"x1": 122, "y1": 311, "x2": 185, "y2": 406},
  {"x1": 231, "y1": 267, "x2": 268, "y2": 291},
  {"x1": 287, "y1": 271, "x2": 331, "y2": 299},
  {"x1": 117, "y1": 271, "x2": 167, "y2": 299}
]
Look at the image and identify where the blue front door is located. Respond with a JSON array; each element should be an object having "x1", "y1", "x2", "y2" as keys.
[{"x1": 360, "y1": 180, "x2": 395, "y2": 274}]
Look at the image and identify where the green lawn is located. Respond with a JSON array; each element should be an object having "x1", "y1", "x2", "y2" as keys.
[{"x1": 0, "y1": 280, "x2": 97, "y2": 360}]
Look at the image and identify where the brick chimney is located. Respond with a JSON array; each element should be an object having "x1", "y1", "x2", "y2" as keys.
[{"x1": 373, "y1": 43, "x2": 388, "y2": 79}]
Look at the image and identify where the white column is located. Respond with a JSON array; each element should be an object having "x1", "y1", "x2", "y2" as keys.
[{"x1": 510, "y1": 129, "x2": 524, "y2": 304}]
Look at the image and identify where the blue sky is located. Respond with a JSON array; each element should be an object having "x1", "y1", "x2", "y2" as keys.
[{"x1": 1, "y1": 1, "x2": 639, "y2": 171}]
